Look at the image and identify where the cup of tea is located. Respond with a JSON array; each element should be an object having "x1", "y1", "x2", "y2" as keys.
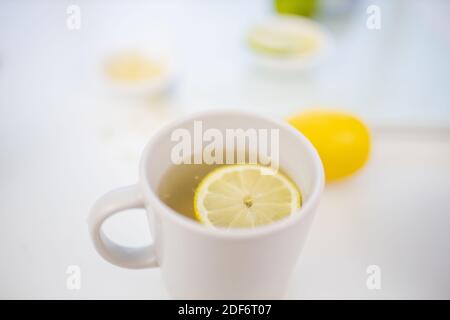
[{"x1": 88, "y1": 110, "x2": 324, "y2": 299}]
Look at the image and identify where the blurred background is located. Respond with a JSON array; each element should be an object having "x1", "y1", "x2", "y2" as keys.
[{"x1": 0, "y1": 0, "x2": 449, "y2": 299}]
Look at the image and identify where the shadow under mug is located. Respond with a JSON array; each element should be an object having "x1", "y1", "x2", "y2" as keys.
[{"x1": 88, "y1": 110, "x2": 324, "y2": 299}]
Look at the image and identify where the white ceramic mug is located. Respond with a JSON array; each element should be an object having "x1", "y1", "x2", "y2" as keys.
[{"x1": 88, "y1": 110, "x2": 324, "y2": 299}]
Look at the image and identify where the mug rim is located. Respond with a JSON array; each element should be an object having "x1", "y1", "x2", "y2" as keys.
[{"x1": 139, "y1": 109, "x2": 324, "y2": 239}]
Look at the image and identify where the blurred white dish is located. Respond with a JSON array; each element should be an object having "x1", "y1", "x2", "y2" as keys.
[
  {"x1": 102, "y1": 50, "x2": 176, "y2": 98},
  {"x1": 247, "y1": 15, "x2": 334, "y2": 70}
]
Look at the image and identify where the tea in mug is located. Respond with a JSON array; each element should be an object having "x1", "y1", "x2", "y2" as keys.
[{"x1": 157, "y1": 163, "x2": 302, "y2": 228}]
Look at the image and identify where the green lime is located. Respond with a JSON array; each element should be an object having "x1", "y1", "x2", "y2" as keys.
[{"x1": 275, "y1": 0, "x2": 318, "y2": 17}]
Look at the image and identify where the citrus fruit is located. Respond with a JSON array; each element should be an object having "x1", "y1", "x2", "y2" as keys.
[
  {"x1": 275, "y1": 0, "x2": 318, "y2": 17},
  {"x1": 105, "y1": 52, "x2": 164, "y2": 82},
  {"x1": 288, "y1": 109, "x2": 371, "y2": 182},
  {"x1": 194, "y1": 164, "x2": 301, "y2": 228},
  {"x1": 247, "y1": 24, "x2": 319, "y2": 56}
]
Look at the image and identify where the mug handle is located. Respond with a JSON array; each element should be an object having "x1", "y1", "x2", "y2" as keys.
[{"x1": 88, "y1": 184, "x2": 158, "y2": 269}]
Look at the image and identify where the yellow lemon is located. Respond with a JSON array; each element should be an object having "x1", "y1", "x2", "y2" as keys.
[
  {"x1": 194, "y1": 164, "x2": 301, "y2": 228},
  {"x1": 288, "y1": 109, "x2": 371, "y2": 182}
]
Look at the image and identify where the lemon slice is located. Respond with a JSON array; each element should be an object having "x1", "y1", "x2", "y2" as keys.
[
  {"x1": 194, "y1": 164, "x2": 302, "y2": 229},
  {"x1": 248, "y1": 25, "x2": 319, "y2": 56},
  {"x1": 105, "y1": 52, "x2": 164, "y2": 82}
]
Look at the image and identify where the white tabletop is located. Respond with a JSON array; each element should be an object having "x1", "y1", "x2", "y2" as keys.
[{"x1": 1, "y1": 0, "x2": 449, "y2": 299}]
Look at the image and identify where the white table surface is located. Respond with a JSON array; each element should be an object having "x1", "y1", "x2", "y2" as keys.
[{"x1": 1, "y1": 0, "x2": 449, "y2": 299}]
